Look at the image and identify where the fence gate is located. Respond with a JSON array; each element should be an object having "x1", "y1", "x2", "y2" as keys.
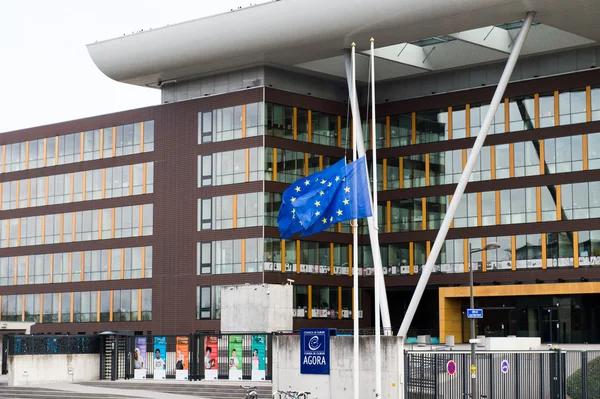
[
  {"x1": 405, "y1": 350, "x2": 565, "y2": 399},
  {"x1": 1, "y1": 334, "x2": 8, "y2": 375}
]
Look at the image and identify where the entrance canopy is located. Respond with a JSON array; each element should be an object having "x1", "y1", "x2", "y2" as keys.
[{"x1": 87, "y1": 0, "x2": 600, "y2": 88}]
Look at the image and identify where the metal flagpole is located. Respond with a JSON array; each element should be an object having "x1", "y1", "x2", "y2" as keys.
[
  {"x1": 396, "y1": 12, "x2": 536, "y2": 399},
  {"x1": 370, "y1": 37, "x2": 382, "y2": 399},
  {"x1": 396, "y1": 11, "x2": 535, "y2": 338},
  {"x1": 351, "y1": 43, "x2": 360, "y2": 399},
  {"x1": 343, "y1": 49, "x2": 392, "y2": 336}
]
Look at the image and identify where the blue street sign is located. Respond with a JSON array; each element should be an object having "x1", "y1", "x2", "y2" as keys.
[
  {"x1": 300, "y1": 328, "x2": 331, "y2": 375},
  {"x1": 467, "y1": 309, "x2": 483, "y2": 319}
]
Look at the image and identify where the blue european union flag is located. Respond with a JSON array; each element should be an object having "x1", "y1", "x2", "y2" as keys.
[{"x1": 277, "y1": 156, "x2": 372, "y2": 238}]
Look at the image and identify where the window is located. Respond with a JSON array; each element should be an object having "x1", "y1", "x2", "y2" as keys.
[
  {"x1": 53, "y1": 253, "x2": 69, "y2": 283},
  {"x1": 547, "y1": 232, "x2": 574, "y2": 267},
  {"x1": 61, "y1": 293, "x2": 71, "y2": 323},
  {"x1": 312, "y1": 111, "x2": 338, "y2": 146},
  {"x1": 293, "y1": 286, "x2": 308, "y2": 318},
  {"x1": 559, "y1": 89, "x2": 586, "y2": 125},
  {"x1": 508, "y1": 96, "x2": 535, "y2": 132},
  {"x1": 141, "y1": 289, "x2": 152, "y2": 320},
  {"x1": 237, "y1": 192, "x2": 263, "y2": 228},
  {"x1": 143, "y1": 120, "x2": 154, "y2": 151},
  {"x1": 454, "y1": 193, "x2": 477, "y2": 228},
  {"x1": 43, "y1": 293, "x2": 59, "y2": 323},
  {"x1": 485, "y1": 236, "x2": 513, "y2": 271},
  {"x1": 197, "y1": 242, "x2": 212, "y2": 274},
  {"x1": 389, "y1": 114, "x2": 411, "y2": 146},
  {"x1": 515, "y1": 234, "x2": 543, "y2": 269},
  {"x1": 83, "y1": 130, "x2": 101, "y2": 161},
  {"x1": 28, "y1": 139, "x2": 44, "y2": 169},
  {"x1": 24, "y1": 294, "x2": 40, "y2": 322},
  {"x1": 416, "y1": 109, "x2": 448, "y2": 143},
  {"x1": 197, "y1": 286, "x2": 211, "y2": 319},
  {"x1": 214, "y1": 239, "x2": 242, "y2": 274},
  {"x1": 198, "y1": 198, "x2": 212, "y2": 230},
  {"x1": 265, "y1": 103, "x2": 293, "y2": 139}
]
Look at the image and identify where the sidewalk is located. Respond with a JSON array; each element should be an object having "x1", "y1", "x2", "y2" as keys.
[{"x1": 38, "y1": 381, "x2": 211, "y2": 399}]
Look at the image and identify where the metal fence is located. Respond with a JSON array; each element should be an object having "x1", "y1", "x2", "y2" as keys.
[
  {"x1": 406, "y1": 349, "x2": 600, "y2": 399},
  {"x1": 6, "y1": 334, "x2": 100, "y2": 356}
]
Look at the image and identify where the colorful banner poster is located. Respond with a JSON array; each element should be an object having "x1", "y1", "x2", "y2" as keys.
[
  {"x1": 204, "y1": 336, "x2": 219, "y2": 380},
  {"x1": 175, "y1": 336, "x2": 189, "y2": 380},
  {"x1": 228, "y1": 335, "x2": 243, "y2": 380},
  {"x1": 251, "y1": 334, "x2": 266, "y2": 381},
  {"x1": 153, "y1": 336, "x2": 167, "y2": 379},
  {"x1": 133, "y1": 337, "x2": 147, "y2": 379}
]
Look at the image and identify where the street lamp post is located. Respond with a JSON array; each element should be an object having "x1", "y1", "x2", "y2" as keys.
[{"x1": 468, "y1": 242, "x2": 500, "y2": 399}]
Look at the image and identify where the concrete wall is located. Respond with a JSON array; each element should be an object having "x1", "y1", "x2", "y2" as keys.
[
  {"x1": 273, "y1": 335, "x2": 402, "y2": 399},
  {"x1": 220, "y1": 284, "x2": 293, "y2": 333},
  {"x1": 8, "y1": 354, "x2": 99, "y2": 386}
]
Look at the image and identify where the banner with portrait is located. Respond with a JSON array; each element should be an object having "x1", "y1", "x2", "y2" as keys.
[
  {"x1": 228, "y1": 335, "x2": 243, "y2": 380},
  {"x1": 251, "y1": 334, "x2": 266, "y2": 381},
  {"x1": 204, "y1": 336, "x2": 219, "y2": 380},
  {"x1": 175, "y1": 336, "x2": 189, "y2": 380},
  {"x1": 153, "y1": 336, "x2": 167, "y2": 379},
  {"x1": 133, "y1": 337, "x2": 147, "y2": 379}
]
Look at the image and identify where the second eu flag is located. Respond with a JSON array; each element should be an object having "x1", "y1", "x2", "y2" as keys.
[{"x1": 277, "y1": 156, "x2": 372, "y2": 238}]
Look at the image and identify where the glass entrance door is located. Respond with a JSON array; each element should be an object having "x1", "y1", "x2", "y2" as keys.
[{"x1": 543, "y1": 308, "x2": 560, "y2": 343}]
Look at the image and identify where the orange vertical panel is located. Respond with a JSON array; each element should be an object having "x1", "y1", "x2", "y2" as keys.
[
  {"x1": 120, "y1": 248, "x2": 125, "y2": 279},
  {"x1": 425, "y1": 154, "x2": 430, "y2": 186},
  {"x1": 337, "y1": 115, "x2": 342, "y2": 148},
  {"x1": 57, "y1": 292, "x2": 61, "y2": 323},
  {"x1": 307, "y1": 285, "x2": 312, "y2": 319},
  {"x1": 504, "y1": 98, "x2": 509, "y2": 132},
  {"x1": 542, "y1": 233, "x2": 547, "y2": 270},
  {"x1": 462, "y1": 149, "x2": 467, "y2": 169},
  {"x1": 24, "y1": 256, "x2": 29, "y2": 284},
  {"x1": 25, "y1": 141, "x2": 29, "y2": 170},
  {"x1": 573, "y1": 231, "x2": 580, "y2": 269},
  {"x1": 556, "y1": 185, "x2": 562, "y2": 221},
  {"x1": 293, "y1": 108, "x2": 298, "y2": 140},
  {"x1": 383, "y1": 159, "x2": 388, "y2": 190},
  {"x1": 330, "y1": 242, "x2": 334, "y2": 276},
  {"x1": 481, "y1": 237, "x2": 487, "y2": 272},
  {"x1": 587, "y1": 86, "x2": 592, "y2": 122},
  {"x1": 80, "y1": 132, "x2": 84, "y2": 161},
  {"x1": 349, "y1": 244, "x2": 353, "y2": 277},
  {"x1": 39, "y1": 294, "x2": 43, "y2": 323},
  {"x1": 338, "y1": 287, "x2": 342, "y2": 320},
  {"x1": 495, "y1": 191, "x2": 501, "y2": 225},
  {"x1": 54, "y1": 137, "x2": 59, "y2": 164},
  {"x1": 540, "y1": 140, "x2": 545, "y2": 175},
  {"x1": 304, "y1": 154, "x2": 309, "y2": 176},
  {"x1": 409, "y1": 242, "x2": 414, "y2": 275},
  {"x1": 112, "y1": 127, "x2": 117, "y2": 157},
  {"x1": 43, "y1": 138, "x2": 47, "y2": 166},
  {"x1": 45, "y1": 176, "x2": 49, "y2": 205},
  {"x1": 139, "y1": 205, "x2": 143, "y2": 236},
  {"x1": 307, "y1": 110, "x2": 312, "y2": 142},
  {"x1": 426, "y1": 241, "x2": 431, "y2": 258},
  {"x1": 80, "y1": 252, "x2": 85, "y2": 282},
  {"x1": 554, "y1": 91, "x2": 560, "y2": 125},
  {"x1": 49, "y1": 254, "x2": 53, "y2": 283},
  {"x1": 111, "y1": 208, "x2": 115, "y2": 238},
  {"x1": 21, "y1": 295, "x2": 25, "y2": 322},
  {"x1": 477, "y1": 192, "x2": 482, "y2": 226},
  {"x1": 463, "y1": 239, "x2": 469, "y2": 273},
  {"x1": 421, "y1": 198, "x2": 427, "y2": 230},
  {"x1": 70, "y1": 292, "x2": 74, "y2": 323},
  {"x1": 534, "y1": 93, "x2": 540, "y2": 129},
  {"x1": 97, "y1": 291, "x2": 101, "y2": 322},
  {"x1": 109, "y1": 291, "x2": 114, "y2": 322},
  {"x1": 138, "y1": 289, "x2": 142, "y2": 321},
  {"x1": 583, "y1": 135, "x2": 589, "y2": 170},
  {"x1": 490, "y1": 146, "x2": 496, "y2": 179},
  {"x1": 411, "y1": 113, "x2": 416, "y2": 144},
  {"x1": 281, "y1": 240, "x2": 286, "y2": 274},
  {"x1": 536, "y1": 187, "x2": 542, "y2": 222},
  {"x1": 41, "y1": 215, "x2": 45, "y2": 245},
  {"x1": 102, "y1": 169, "x2": 106, "y2": 198},
  {"x1": 99, "y1": 128, "x2": 104, "y2": 158},
  {"x1": 273, "y1": 148, "x2": 278, "y2": 181},
  {"x1": 129, "y1": 165, "x2": 134, "y2": 195},
  {"x1": 386, "y1": 116, "x2": 391, "y2": 147},
  {"x1": 70, "y1": 173, "x2": 74, "y2": 202},
  {"x1": 15, "y1": 180, "x2": 20, "y2": 209},
  {"x1": 143, "y1": 163, "x2": 147, "y2": 193},
  {"x1": 399, "y1": 157, "x2": 404, "y2": 188},
  {"x1": 465, "y1": 104, "x2": 471, "y2": 137},
  {"x1": 319, "y1": 155, "x2": 323, "y2": 171},
  {"x1": 296, "y1": 240, "x2": 301, "y2": 274},
  {"x1": 386, "y1": 201, "x2": 391, "y2": 233},
  {"x1": 232, "y1": 195, "x2": 237, "y2": 228},
  {"x1": 511, "y1": 236, "x2": 517, "y2": 271},
  {"x1": 241, "y1": 239, "x2": 246, "y2": 273},
  {"x1": 140, "y1": 123, "x2": 144, "y2": 153},
  {"x1": 240, "y1": 105, "x2": 246, "y2": 139},
  {"x1": 447, "y1": 107, "x2": 453, "y2": 140}
]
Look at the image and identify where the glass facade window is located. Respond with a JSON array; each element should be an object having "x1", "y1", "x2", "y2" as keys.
[
  {"x1": 509, "y1": 96, "x2": 535, "y2": 131},
  {"x1": 403, "y1": 154, "x2": 426, "y2": 188},
  {"x1": 198, "y1": 193, "x2": 264, "y2": 231},
  {"x1": 196, "y1": 285, "x2": 221, "y2": 320},
  {"x1": 485, "y1": 236, "x2": 513, "y2": 271},
  {"x1": 454, "y1": 193, "x2": 477, "y2": 228},
  {"x1": 416, "y1": 109, "x2": 448, "y2": 143},
  {"x1": 198, "y1": 148, "x2": 263, "y2": 187},
  {"x1": 559, "y1": 88, "x2": 587, "y2": 125},
  {"x1": 200, "y1": 103, "x2": 263, "y2": 143},
  {"x1": 312, "y1": 111, "x2": 338, "y2": 146},
  {"x1": 390, "y1": 114, "x2": 411, "y2": 146},
  {"x1": 471, "y1": 102, "x2": 505, "y2": 135},
  {"x1": 390, "y1": 198, "x2": 422, "y2": 232},
  {"x1": 500, "y1": 187, "x2": 536, "y2": 224},
  {"x1": 545, "y1": 136, "x2": 583, "y2": 173},
  {"x1": 539, "y1": 92, "x2": 555, "y2": 127},
  {"x1": 515, "y1": 234, "x2": 543, "y2": 269}
]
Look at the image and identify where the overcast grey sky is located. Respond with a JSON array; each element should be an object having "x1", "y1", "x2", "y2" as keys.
[{"x1": 0, "y1": 0, "x2": 267, "y2": 133}]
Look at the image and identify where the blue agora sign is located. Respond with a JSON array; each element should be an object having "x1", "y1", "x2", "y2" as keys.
[
  {"x1": 300, "y1": 328, "x2": 332, "y2": 374},
  {"x1": 467, "y1": 309, "x2": 483, "y2": 319}
]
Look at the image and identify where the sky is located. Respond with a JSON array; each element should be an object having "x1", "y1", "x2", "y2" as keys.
[{"x1": 0, "y1": 0, "x2": 268, "y2": 134}]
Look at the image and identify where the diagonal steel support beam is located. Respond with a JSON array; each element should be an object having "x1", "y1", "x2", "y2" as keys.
[
  {"x1": 396, "y1": 12, "x2": 536, "y2": 399},
  {"x1": 448, "y1": 25, "x2": 514, "y2": 54},
  {"x1": 363, "y1": 43, "x2": 434, "y2": 71}
]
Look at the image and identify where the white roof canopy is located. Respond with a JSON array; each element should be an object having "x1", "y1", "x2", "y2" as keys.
[{"x1": 87, "y1": 0, "x2": 600, "y2": 87}]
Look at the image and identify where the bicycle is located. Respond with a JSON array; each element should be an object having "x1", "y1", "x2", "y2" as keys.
[{"x1": 240, "y1": 385, "x2": 259, "y2": 399}]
